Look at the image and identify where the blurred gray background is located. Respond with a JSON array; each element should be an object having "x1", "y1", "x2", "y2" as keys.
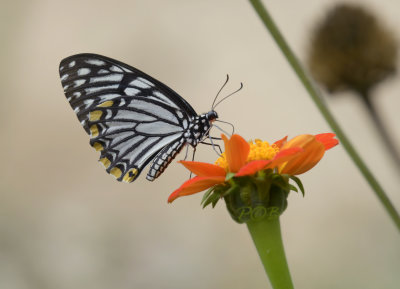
[{"x1": 1, "y1": 0, "x2": 399, "y2": 288}]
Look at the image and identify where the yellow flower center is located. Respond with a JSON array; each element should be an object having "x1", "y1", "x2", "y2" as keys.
[
  {"x1": 248, "y1": 139, "x2": 279, "y2": 161},
  {"x1": 214, "y1": 152, "x2": 228, "y2": 169},
  {"x1": 215, "y1": 139, "x2": 280, "y2": 170}
]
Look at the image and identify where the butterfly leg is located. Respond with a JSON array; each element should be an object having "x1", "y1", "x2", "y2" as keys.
[
  {"x1": 202, "y1": 142, "x2": 222, "y2": 155},
  {"x1": 209, "y1": 134, "x2": 222, "y2": 154},
  {"x1": 212, "y1": 123, "x2": 233, "y2": 138},
  {"x1": 200, "y1": 135, "x2": 222, "y2": 155},
  {"x1": 181, "y1": 144, "x2": 195, "y2": 179},
  {"x1": 215, "y1": 119, "x2": 235, "y2": 135},
  {"x1": 189, "y1": 146, "x2": 196, "y2": 179},
  {"x1": 183, "y1": 144, "x2": 190, "y2": 160}
]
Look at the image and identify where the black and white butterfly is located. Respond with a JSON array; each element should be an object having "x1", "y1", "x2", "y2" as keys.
[{"x1": 59, "y1": 53, "x2": 226, "y2": 183}]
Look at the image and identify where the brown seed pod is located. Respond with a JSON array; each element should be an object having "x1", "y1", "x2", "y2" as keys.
[{"x1": 308, "y1": 4, "x2": 398, "y2": 95}]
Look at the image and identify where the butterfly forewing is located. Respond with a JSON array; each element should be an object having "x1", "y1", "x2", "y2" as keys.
[
  {"x1": 59, "y1": 54, "x2": 200, "y2": 182},
  {"x1": 59, "y1": 54, "x2": 196, "y2": 131}
]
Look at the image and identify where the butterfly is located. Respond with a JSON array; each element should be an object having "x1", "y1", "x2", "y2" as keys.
[{"x1": 59, "y1": 53, "x2": 221, "y2": 183}]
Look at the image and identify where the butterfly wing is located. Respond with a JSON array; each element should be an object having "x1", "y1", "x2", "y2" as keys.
[
  {"x1": 59, "y1": 53, "x2": 197, "y2": 182},
  {"x1": 146, "y1": 137, "x2": 186, "y2": 181}
]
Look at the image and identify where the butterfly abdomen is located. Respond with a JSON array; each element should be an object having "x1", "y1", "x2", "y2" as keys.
[{"x1": 146, "y1": 138, "x2": 186, "y2": 181}]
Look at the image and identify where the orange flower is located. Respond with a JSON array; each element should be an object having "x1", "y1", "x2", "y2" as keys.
[{"x1": 168, "y1": 133, "x2": 338, "y2": 203}]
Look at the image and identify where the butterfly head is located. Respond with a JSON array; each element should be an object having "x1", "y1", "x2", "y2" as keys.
[{"x1": 206, "y1": 110, "x2": 219, "y2": 122}]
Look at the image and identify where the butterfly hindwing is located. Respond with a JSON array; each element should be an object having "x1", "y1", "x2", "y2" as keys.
[
  {"x1": 59, "y1": 54, "x2": 199, "y2": 182},
  {"x1": 88, "y1": 97, "x2": 188, "y2": 181},
  {"x1": 147, "y1": 138, "x2": 186, "y2": 181}
]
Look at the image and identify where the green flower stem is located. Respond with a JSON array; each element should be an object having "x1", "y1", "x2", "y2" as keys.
[
  {"x1": 247, "y1": 217, "x2": 294, "y2": 289},
  {"x1": 248, "y1": 0, "x2": 400, "y2": 231}
]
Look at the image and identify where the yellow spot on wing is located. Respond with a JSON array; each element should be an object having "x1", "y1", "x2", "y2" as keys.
[
  {"x1": 97, "y1": 100, "x2": 113, "y2": 107},
  {"x1": 99, "y1": 157, "x2": 111, "y2": 168},
  {"x1": 123, "y1": 168, "x2": 139, "y2": 183},
  {"x1": 90, "y1": 124, "x2": 99, "y2": 137},
  {"x1": 92, "y1": 142, "x2": 103, "y2": 151},
  {"x1": 110, "y1": 167, "x2": 122, "y2": 179},
  {"x1": 89, "y1": 110, "x2": 103, "y2": 121}
]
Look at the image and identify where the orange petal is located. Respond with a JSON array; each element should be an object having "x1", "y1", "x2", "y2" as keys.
[
  {"x1": 179, "y1": 161, "x2": 226, "y2": 177},
  {"x1": 235, "y1": 160, "x2": 272, "y2": 177},
  {"x1": 222, "y1": 134, "x2": 250, "y2": 173},
  {"x1": 281, "y1": 134, "x2": 314, "y2": 150},
  {"x1": 168, "y1": 176, "x2": 225, "y2": 203},
  {"x1": 266, "y1": 147, "x2": 303, "y2": 169},
  {"x1": 235, "y1": 147, "x2": 303, "y2": 176},
  {"x1": 279, "y1": 135, "x2": 325, "y2": 175},
  {"x1": 273, "y1": 136, "x2": 288, "y2": 149},
  {"x1": 315, "y1": 133, "x2": 339, "y2": 150}
]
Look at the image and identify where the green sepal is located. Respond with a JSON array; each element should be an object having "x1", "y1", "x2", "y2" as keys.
[
  {"x1": 223, "y1": 171, "x2": 295, "y2": 223},
  {"x1": 201, "y1": 183, "x2": 238, "y2": 209},
  {"x1": 222, "y1": 184, "x2": 238, "y2": 197},
  {"x1": 202, "y1": 190, "x2": 219, "y2": 208},
  {"x1": 201, "y1": 187, "x2": 215, "y2": 205},
  {"x1": 288, "y1": 184, "x2": 298, "y2": 193},
  {"x1": 206, "y1": 193, "x2": 219, "y2": 208},
  {"x1": 225, "y1": 172, "x2": 235, "y2": 181},
  {"x1": 289, "y1": 175, "x2": 305, "y2": 196}
]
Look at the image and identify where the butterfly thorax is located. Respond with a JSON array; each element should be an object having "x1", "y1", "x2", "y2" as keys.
[{"x1": 184, "y1": 110, "x2": 218, "y2": 146}]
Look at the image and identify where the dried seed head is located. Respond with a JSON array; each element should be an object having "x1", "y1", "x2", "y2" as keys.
[{"x1": 308, "y1": 4, "x2": 398, "y2": 95}]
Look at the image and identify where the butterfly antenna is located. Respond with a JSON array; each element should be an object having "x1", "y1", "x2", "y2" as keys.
[
  {"x1": 213, "y1": 82, "x2": 243, "y2": 109},
  {"x1": 211, "y1": 74, "x2": 230, "y2": 110}
]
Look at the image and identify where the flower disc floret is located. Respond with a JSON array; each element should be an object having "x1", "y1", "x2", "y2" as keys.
[{"x1": 248, "y1": 139, "x2": 279, "y2": 162}]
